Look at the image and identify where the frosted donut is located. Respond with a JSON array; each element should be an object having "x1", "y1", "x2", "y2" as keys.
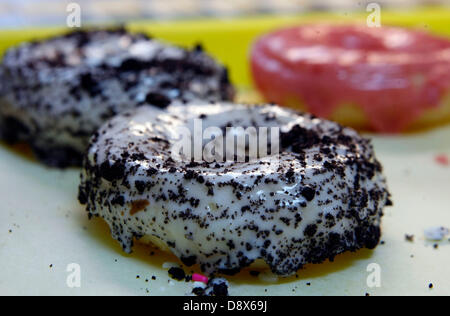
[
  {"x1": 78, "y1": 102, "x2": 392, "y2": 276},
  {"x1": 251, "y1": 24, "x2": 450, "y2": 133},
  {"x1": 0, "y1": 28, "x2": 234, "y2": 167}
]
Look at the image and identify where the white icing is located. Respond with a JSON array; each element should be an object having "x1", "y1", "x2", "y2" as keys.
[{"x1": 80, "y1": 102, "x2": 390, "y2": 276}]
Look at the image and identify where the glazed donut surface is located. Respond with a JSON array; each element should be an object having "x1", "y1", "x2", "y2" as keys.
[{"x1": 79, "y1": 102, "x2": 391, "y2": 276}]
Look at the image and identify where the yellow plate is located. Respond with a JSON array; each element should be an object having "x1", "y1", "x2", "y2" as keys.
[{"x1": 1, "y1": 7, "x2": 450, "y2": 87}]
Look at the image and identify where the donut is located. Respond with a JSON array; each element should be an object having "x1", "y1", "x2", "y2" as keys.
[
  {"x1": 251, "y1": 24, "x2": 450, "y2": 133},
  {"x1": 78, "y1": 101, "x2": 392, "y2": 276},
  {"x1": 0, "y1": 28, "x2": 234, "y2": 167}
]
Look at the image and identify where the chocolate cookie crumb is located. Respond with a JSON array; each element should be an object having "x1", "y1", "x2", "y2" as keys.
[{"x1": 168, "y1": 267, "x2": 186, "y2": 281}]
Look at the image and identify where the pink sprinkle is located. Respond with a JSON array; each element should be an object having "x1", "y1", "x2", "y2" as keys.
[
  {"x1": 192, "y1": 273, "x2": 208, "y2": 284},
  {"x1": 435, "y1": 154, "x2": 449, "y2": 166}
]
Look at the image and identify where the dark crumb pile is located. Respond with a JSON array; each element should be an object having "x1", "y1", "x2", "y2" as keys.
[
  {"x1": 192, "y1": 278, "x2": 229, "y2": 297},
  {"x1": 165, "y1": 266, "x2": 229, "y2": 296}
]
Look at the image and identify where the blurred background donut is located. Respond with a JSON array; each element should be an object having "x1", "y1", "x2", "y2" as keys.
[{"x1": 251, "y1": 24, "x2": 450, "y2": 133}]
